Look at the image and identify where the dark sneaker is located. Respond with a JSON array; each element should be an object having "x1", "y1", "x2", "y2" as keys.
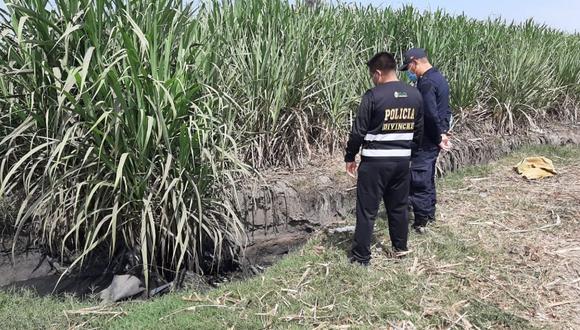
[
  {"x1": 413, "y1": 216, "x2": 429, "y2": 234},
  {"x1": 349, "y1": 257, "x2": 370, "y2": 267}
]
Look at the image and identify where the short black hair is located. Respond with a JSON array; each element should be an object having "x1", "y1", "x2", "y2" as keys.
[{"x1": 366, "y1": 52, "x2": 397, "y2": 73}]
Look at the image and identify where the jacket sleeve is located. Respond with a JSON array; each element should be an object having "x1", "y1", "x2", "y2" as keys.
[
  {"x1": 419, "y1": 79, "x2": 445, "y2": 144},
  {"x1": 412, "y1": 96, "x2": 424, "y2": 152},
  {"x1": 440, "y1": 88, "x2": 452, "y2": 133},
  {"x1": 344, "y1": 91, "x2": 373, "y2": 162}
]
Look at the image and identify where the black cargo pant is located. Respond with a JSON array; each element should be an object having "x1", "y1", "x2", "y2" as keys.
[{"x1": 351, "y1": 160, "x2": 410, "y2": 264}]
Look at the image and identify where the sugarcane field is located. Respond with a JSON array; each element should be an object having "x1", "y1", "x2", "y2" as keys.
[{"x1": 1, "y1": 0, "x2": 579, "y2": 329}]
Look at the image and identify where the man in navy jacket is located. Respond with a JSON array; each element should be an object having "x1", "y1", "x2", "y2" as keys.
[{"x1": 400, "y1": 48, "x2": 452, "y2": 233}]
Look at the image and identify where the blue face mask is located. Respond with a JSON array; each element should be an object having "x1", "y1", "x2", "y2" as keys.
[{"x1": 406, "y1": 71, "x2": 418, "y2": 83}]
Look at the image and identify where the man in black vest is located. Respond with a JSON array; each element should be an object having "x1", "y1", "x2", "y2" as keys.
[
  {"x1": 345, "y1": 52, "x2": 424, "y2": 266},
  {"x1": 400, "y1": 48, "x2": 452, "y2": 233}
]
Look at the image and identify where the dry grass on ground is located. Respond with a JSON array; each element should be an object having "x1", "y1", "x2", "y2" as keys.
[
  {"x1": 0, "y1": 145, "x2": 578, "y2": 329},
  {"x1": 436, "y1": 145, "x2": 580, "y2": 329}
]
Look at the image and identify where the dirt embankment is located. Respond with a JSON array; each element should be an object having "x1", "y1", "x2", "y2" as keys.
[{"x1": 240, "y1": 120, "x2": 580, "y2": 266}]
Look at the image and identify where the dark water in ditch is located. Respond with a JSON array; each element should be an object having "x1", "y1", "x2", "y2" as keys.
[{"x1": 0, "y1": 244, "x2": 296, "y2": 300}]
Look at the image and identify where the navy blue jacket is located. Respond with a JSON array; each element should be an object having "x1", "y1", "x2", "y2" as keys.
[{"x1": 417, "y1": 67, "x2": 451, "y2": 147}]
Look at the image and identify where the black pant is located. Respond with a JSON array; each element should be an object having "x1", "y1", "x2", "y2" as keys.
[
  {"x1": 351, "y1": 160, "x2": 410, "y2": 264},
  {"x1": 410, "y1": 146, "x2": 439, "y2": 221}
]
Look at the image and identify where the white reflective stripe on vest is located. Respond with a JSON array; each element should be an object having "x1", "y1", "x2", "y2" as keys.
[
  {"x1": 361, "y1": 149, "x2": 412, "y2": 157},
  {"x1": 364, "y1": 133, "x2": 414, "y2": 141}
]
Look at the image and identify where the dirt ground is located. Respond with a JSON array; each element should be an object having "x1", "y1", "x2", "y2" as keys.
[{"x1": 435, "y1": 147, "x2": 580, "y2": 329}]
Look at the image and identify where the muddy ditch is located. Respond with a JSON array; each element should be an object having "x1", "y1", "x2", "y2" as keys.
[
  {"x1": 1, "y1": 120, "x2": 579, "y2": 300},
  {"x1": 0, "y1": 243, "x2": 238, "y2": 299}
]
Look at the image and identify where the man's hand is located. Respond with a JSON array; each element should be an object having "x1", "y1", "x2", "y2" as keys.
[
  {"x1": 346, "y1": 161, "x2": 358, "y2": 178},
  {"x1": 438, "y1": 134, "x2": 452, "y2": 151}
]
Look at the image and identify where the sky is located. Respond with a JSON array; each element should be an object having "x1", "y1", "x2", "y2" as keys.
[
  {"x1": 335, "y1": 0, "x2": 580, "y2": 33},
  {"x1": 1, "y1": 0, "x2": 578, "y2": 33}
]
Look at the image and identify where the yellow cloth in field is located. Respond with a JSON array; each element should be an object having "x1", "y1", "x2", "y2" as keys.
[{"x1": 514, "y1": 157, "x2": 557, "y2": 180}]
